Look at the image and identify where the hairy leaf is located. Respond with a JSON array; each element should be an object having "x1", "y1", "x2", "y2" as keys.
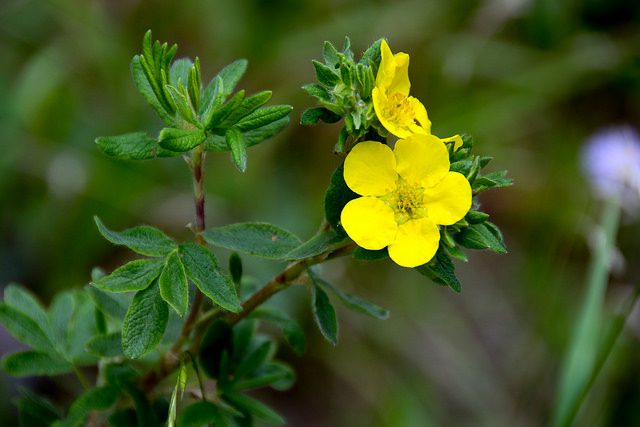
[
  {"x1": 92, "y1": 259, "x2": 164, "y2": 293},
  {"x1": 310, "y1": 281, "x2": 338, "y2": 345},
  {"x1": 94, "y1": 216, "x2": 177, "y2": 256},
  {"x1": 159, "y1": 250, "x2": 189, "y2": 317},
  {"x1": 95, "y1": 132, "x2": 180, "y2": 160},
  {"x1": 2, "y1": 351, "x2": 71, "y2": 376},
  {"x1": 286, "y1": 228, "x2": 346, "y2": 260},
  {"x1": 203, "y1": 222, "x2": 302, "y2": 260},
  {"x1": 122, "y1": 283, "x2": 169, "y2": 358},
  {"x1": 158, "y1": 128, "x2": 206, "y2": 152},
  {"x1": 179, "y1": 243, "x2": 241, "y2": 312}
]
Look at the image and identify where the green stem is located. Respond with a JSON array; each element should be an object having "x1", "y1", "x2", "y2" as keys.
[
  {"x1": 553, "y1": 197, "x2": 622, "y2": 427},
  {"x1": 561, "y1": 281, "x2": 640, "y2": 427}
]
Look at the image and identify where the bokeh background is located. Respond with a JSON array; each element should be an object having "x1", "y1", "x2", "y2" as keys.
[{"x1": 1, "y1": 0, "x2": 640, "y2": 425}]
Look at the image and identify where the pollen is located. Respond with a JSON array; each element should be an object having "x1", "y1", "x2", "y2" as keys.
[
  {"x1": 384, "y1": 92, "x2": 416, "y2": 126},
  {"x1": 388, "y1": 178, "x2": 425, "y2": 223}
]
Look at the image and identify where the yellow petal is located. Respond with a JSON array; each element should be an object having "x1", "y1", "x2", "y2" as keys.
[
  {"x1": 423, "y1": 171, "x2": 472, "y2": 225},
  {"x1": 408, "y1": 97, "x2": 431, "y2": 134},
  {"x1": 376, "y1": 40, "x2": 410, "y2": 95},
  {"x1": 394, "y1": 134, "x2": 449, "y2": 187},
  {"x1": 341, "y1": 197, "x2": 397, "y2": 250},
  {"x1": 389, "y1": 52, "x2": 410, "y2": 95},
  {"x1": 440, "y1": 134, "x2": 463, "y2": 151},
  {"x1": 376, "y1": 40, "x2": 396, "y2": 92},
  {"x1": 388, "y1": 217, "x2": 439, "y2": 267},
  {"x1": 344, "y1": 141, "x2": 397, "y2": 196}
]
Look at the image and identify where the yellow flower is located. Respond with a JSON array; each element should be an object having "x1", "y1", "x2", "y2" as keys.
[
  {"x1": 372, "y1": 40, "x2": 431, "y2": 139},
  {"x1": 340, "y1": 134, "x2": 472, "y2": 267}
]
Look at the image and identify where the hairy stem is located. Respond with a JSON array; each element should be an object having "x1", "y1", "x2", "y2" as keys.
[{"x1": 141, "y1": 240, "x2": 356, "y2": 392}]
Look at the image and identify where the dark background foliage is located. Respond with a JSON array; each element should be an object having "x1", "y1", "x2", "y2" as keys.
[{"x1": 1, "y1": 0, "x2": 639, "y2": 425}]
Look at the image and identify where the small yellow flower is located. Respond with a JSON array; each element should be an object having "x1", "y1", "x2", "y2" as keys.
[
  {"x1": 340, "y1": 134, "x2": 472, "y2": 267},
  {"x1": 372, "y1": 40, "x2": 431, "y2": 139}
]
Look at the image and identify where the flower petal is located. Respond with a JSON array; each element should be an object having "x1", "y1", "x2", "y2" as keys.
[
  {"x1": 376, "y1": 40, "x2": 410, "y2": 96},
  {"x1": 394, "y1": 134, "x2": 449, "y2": 187},
  {"x1": 388, "y1": 217, "x2": 439, "y2": 267},
  {"x1": 341, "y1": 197, "x2": 397, "y2": 250},
  {"x1": 440, "y1": 134, "x2": 463, "y2": 151},
  {"x1": 389, "y1": 52, "x2": 410, "y2": 95},
  {"x1": 344, "y1": 141, "x2": 397, "y2": 196},
  {"x1": 408, "y1": 97, "x2": 431, "y2": 134},
  {"x1": 423, "y1": 171, "x2": 472, "y2": 225},
  {"x1": 376, "y1": 40, "x2": 395, "y2": 91}
]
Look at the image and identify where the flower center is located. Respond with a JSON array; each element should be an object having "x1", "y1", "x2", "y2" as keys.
[
  {"x1": 382, "y1": 178, "x2": 425, "y2": 224},
  {"x1": 384, "y1": 92, "x2": 416, "y2": 126}
]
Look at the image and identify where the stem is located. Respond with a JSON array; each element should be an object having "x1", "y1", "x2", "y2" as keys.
[
  {"x1": 553, "y1": 197, "x2": 621, "y2": 427},
  {"x1": 141, "y1": 240, "x2": 356, "y2": 391},
  {"x1": 560, "y1": 281, "x2": 640, "y2": 427}
]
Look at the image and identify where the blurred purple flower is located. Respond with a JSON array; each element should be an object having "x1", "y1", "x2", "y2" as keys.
[{"x1": 581, "y1": 125, "x2": 640, "y2": 211}]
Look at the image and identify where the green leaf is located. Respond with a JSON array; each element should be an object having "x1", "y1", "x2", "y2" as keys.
[
  {"x1": 56, "y1": 386, "x2": 119, "y2": 427},
  {"x1": 324, "y1": 163, "x2": 358, "y2": 236},
  {"x1": 179, "y1": 243, "x2": 241, "y2": 312},
  {"x1": 177, "y1": 401, "x2": 228, "y2": 427},
  {"x1": 87, "y1": 286, "x2": 130, "y2": 320},
  {"x1": 220, "y1": 91, "x2": 273, "y2": 127},
  {"x1": 159, "y1": 250, "x2": 189, "y2": 317},
  {"x1": 65, "y1": 291, "x2": 99, "y2": 364},
  {"x1": 234, "y1": 362, "x2": 295, "y2": 391},
  {"x1": 415, "y1": 248, "x2": 461, "y2": 292},
  {"x1": 223, "y1": 392, "x2": 284, "y2": 425},
  {"x1": 312, "y1": 60, "x2": 340, "y2": 86},
  {"x1": 94, "y1": 216, "x2": 177, "y2": 256},
  {"x1": 2, "y1": 351, "x2": 71, "y2": 376},
  {"x1": 199, "y1": 320, "x2": 234, "y2": 379},
  {"x1": 18, "y1": 392, "x2": 62, "y2": 427},
  {"x1": 167, "y1": 360, "x2": 187, "y2": 427},
  {"x1": 360, "y1": 39, "x2": 382, "y2": 70},
  {"x1": 466, "y1": 210, "x2": 490, "y2": 224},
  {"x1": 352, "y1": 247, "x2": 388, "y2": 261},
  {"x1": 164, "y1": 85, "x2": 198, "y2": 125},
  {"x1": 311, "y1": 273, "x2": 389, "y2": 320},
  {"x1": 322, "y1": 41, "x2": 340, "y2": 67},
  {"x1": 48, "y1": 291, "x2": 75, "y2": 353},
  {"x1": 3, "y1": 284, "x2": 51, "y2": 336},
  {"x1": 301, "y1": 83, "x2": 330, "y2": 100},
  {"x1": 108, "y1": 409, "x2": 138, "y2": 427},
  {"x1": 300, "y1": 107, "x2": 341, "y2": 125},
  {"x1": 200, "y1": 75, "x2": 224, "y2": 117},
  {"x1": 86, "y1": 333, "x2": 123, "y2": 358},
  {"x1": 131, "y1": 56, "x2": 175, "y2": 126},
  {"x1": 206, "y1": 90, "x2": 246, "y2": 130},
  {"x1": 158, "y1": 128, "x2": 206, "y2": 152},
  {"x1": 472, "y1": 170, "x2": 513, "y2": 193},
  {"x1": 169, "y1": 58, "x2": 193, "y2": 87},
  {"x1": 456, "y1": 222, "x2": 507, "y2": 253},
  {"x1": 229, "y1": 252, "x2": 243, "y2": 286},
  {"x1": 204, "y1": 117, "x2": 290, "y2": 151},
  {"x1": 250, "y1": 308, "x2": 306, "y2": 354},
  {"x1": 310, "y1": 280, "x2": 338, "y2": 345},
  {"x1": 92, "y1": 258, "x2": 164, "y2": 293},
  {"x1": 235, "y1": 105, "x2": 293, "y2": 132},
  {"x1": 203, "y1": 222, "x2": 302, "y2": 260},
  {"x1": 0, "y1": 304, "x2": 53, "y2": 352},
  {"x1": 121, "y1": 283, "x2": 169, "y2": 358},
  {"x1": 286, "y1": 228, "x2": 346, "y2": 261},
  {"x1": 217, "y1": 59, "x2": 248, "y2": 99},
  {"x1": 226, "y1": 128, "x2": 247, "y2": 172},
  {"x1": 235, "y1": 340, "x2": 274, "y2": 379},
  {"x1": 95, "y1": 132, "x2": 180, "y2": 160}
]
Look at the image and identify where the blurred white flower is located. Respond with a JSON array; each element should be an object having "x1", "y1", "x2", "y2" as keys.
[{"x1": 581, "y1": 125, "x2": 640, "y2": 214}]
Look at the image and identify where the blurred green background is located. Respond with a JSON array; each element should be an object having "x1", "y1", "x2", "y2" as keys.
[{"x1": 1, "y1": 0, "x2": 640, "y2": 425}]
